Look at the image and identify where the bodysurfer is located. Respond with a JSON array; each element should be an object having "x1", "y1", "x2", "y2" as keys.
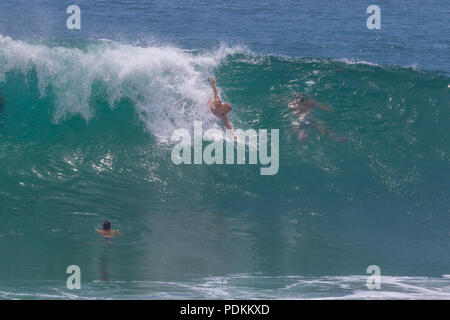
[{"x1": 208, "y1": 77, "x2": 233, "y2": 131}]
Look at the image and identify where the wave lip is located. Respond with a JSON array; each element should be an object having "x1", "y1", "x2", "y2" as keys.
[{"x1": 0, "y1": 35, "x2": 248, "y2": 141}]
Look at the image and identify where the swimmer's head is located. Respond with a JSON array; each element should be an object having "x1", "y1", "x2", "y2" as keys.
[
  {"x1": 224, "y1": 102, "x2": 231, "y2": 109},
  {"x1": 103, "y1": 221, "x2": 111, "y2": 231}
]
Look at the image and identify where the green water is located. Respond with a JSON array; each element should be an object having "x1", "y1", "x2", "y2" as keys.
[{"x1": 0, "y1": 36, "x2": 449, "y2": 298}]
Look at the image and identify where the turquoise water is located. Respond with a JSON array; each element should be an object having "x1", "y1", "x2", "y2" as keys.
[{"x1": 0, "y1": 1, "x2": 449, "y2": 299}]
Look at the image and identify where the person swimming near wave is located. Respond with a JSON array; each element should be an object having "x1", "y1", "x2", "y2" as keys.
[
  {"x1": 288, "y1": 92, "x2": 346, "y2": 142},
  {"x1": 208, "y1": 77, "x2": 233, "y2": 131},
  {"x1": 96, "y1": 221, "x2": 121, "y2": 239},
  {"x1": 288, "y1": 92, "x2": 332, "y2": 116}
]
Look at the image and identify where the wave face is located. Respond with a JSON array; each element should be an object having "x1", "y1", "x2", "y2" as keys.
[{"x1": 0, "y1": 36, "x2": 449, "y2": 298}]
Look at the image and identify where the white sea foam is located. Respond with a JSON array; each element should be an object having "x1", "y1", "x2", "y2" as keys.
[
  {"x1": 1, "y1": 274, "x2": 448, "y2": 300},
  {"x1": 334, "y1": 58, "x2": 380, "y2": 66}
]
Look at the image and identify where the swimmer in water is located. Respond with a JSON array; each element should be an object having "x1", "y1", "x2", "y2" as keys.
[
  {"x1": 288, "y1": 92, "x2": 332, "y2": 117},
  {"x1": 288, "y1": 92, "x2": 345, "y2": 142},
  {"x1": 96, "y1": 221, "x2": 121, "y2": 239},
  {"x1": 208, "y1": 77, "x2": 234, "y2": 131}
]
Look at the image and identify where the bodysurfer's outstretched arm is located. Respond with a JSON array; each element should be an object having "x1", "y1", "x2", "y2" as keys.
[{"x1": 210, "y1": 77, "x2": 220, "y2": 102}]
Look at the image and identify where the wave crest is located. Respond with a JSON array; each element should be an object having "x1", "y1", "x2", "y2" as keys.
[{"x1": 0, "y1": 35, "x2": 246, "y2": 141}]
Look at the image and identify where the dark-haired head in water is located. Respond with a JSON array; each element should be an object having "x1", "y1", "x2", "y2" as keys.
[
  {"x1": 103, "y1": 221, "x2": 111, "y2": 230},
  {"x1": 96, "y1": 220, "x2": 121, "y2": 238}
]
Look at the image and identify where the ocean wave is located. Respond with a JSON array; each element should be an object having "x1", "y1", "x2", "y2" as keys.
[{"x1": 0, "y1": 35, "x2": 248, "y2": 141}]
